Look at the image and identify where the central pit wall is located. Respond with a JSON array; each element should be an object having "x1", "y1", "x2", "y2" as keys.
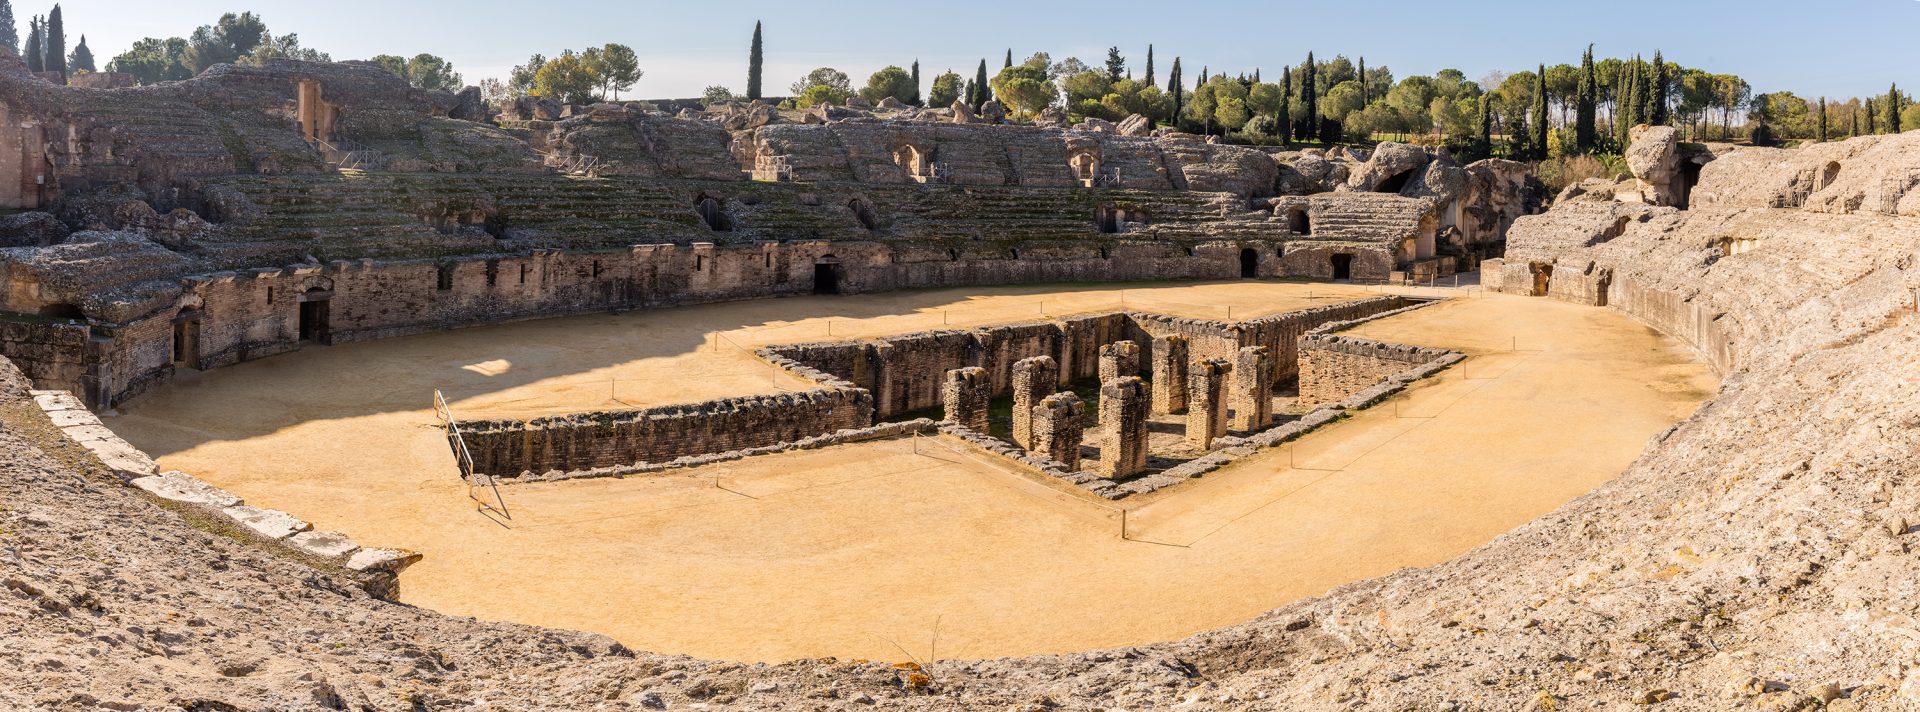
[{"x1": 767, "y1": 296, "x2": 1411, "y2": 420}]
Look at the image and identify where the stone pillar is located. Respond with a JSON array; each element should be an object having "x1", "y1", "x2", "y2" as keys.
[
  {"x1": 1149, "y1": 335, "x2": 1189, "y2": 414},
  {"x1": 1098, "y1": 340, "x2": 1139, "y2": 384},
  {"x1": 1010, "y1": 356, "x2": 1059, "y2": 450},
  {"x1": 1231, "y1": 346, "x2": 1272, "y2": 432},
  {"x1": 1098, "y1": 377, "x2": 1150, "y2": 478},
  {"x1": 1186, "y1": 359, "x2": 1231, "y2": 449},
  {"x1": 941, "y1": 366, "x2": 990, "y2": 432},
  {"x1": 1030, "y1": 392, "x2": 1085, "y2": 469}
]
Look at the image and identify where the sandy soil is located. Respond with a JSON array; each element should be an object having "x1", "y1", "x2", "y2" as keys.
[{"x1": 103, "y1": 285, "x2": 1713, "y2": 663}]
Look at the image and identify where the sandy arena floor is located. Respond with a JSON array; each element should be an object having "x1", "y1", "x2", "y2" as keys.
[{"x1": 104, "y1": 283, "x2": 1716, "y2": 662}]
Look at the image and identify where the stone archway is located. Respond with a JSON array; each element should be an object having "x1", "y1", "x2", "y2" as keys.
[
  {"x1": 1329, "y1": 254, "x2": 1354, "y2": 280},
  {"x1": 299, "y1": 287, "x2": 332, "y2": 344},
  {"x1": 1069, "y1": 150, "x2": 1100, "y2": 186},
  {"x1": 1288, "y1": 208, "x2": 1311, "y2": 235},
  {"x1": 813, "y1": 255, "x2": 844, "y2": 295},
  {"x1": 1239, "y1": 248, "x2": 1259, "y2": 278},
  {"x1": 172, "y1": 309, "x2": 203, "y2": 369}
]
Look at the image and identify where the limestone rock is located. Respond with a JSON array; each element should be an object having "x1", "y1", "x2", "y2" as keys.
[
  {"x1": 131, "y1": 471, "x2": 243, "y2": 508},
  {"x1": 287, "y1": 530, "x2": 361, "y2": 559},
  {"x1": 1077, "y1": 117, "x2": 1116, "y2": 134},
  {"x1": 449, "y1": 87, "x2": 486, "y2": 122},
  {"x1": 844, "y1": 96, "x2": 873, "y2": 110},
  {"x1": 1345, "y1": 141, "x2": 1432, "y2": 193},
  {"x1": 1116, "y1": 113, "x2": 1153, "y2": 137},
  {"x1": 346, "y1": 548, "x2": 424, "y2": 576},
  {"x1": 949, "y1": 100, "x2": 977, "y2": 124},
  {"x1": 980, "y1": 100, "x2": 1007, "y2": 124},
  {"x1": 875, "y1": 96, "x2": 909, "y2": 111},
  {"x1": 221, "y1": 506, "x2": 313, "y2": 540},
  {"x1": 1626, "y1": 124, "x2": 1683, "y2": 206},
  {"x1": 0, "y1": 212, "x2": 70, "y2": 248},
  {"x1": 1034, "y1": 107, "x2": 1069, "y2": 128}
]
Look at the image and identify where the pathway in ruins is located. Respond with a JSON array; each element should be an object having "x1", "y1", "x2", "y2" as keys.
[{"x1": 101, "y1": 286, "x2": 1713, "y2": 663}]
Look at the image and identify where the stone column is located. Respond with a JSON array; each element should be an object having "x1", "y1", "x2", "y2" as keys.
[
  {"x1": 1149, "y1": 335, "x2": 1189, "y2": 414},
  {"x1": 1010, "y1": 356, "x2": 1059, "y2": 450},
  {"x1": 1098, "y1": 340, "x2": 1139, "y2": 384},
  {"x1": 1098, "y1": 376, "x2": 1150, "y2": 478},
  {"x1": 1231, "y1": 346, "x2": 1272, "y2": 432},
  {"x1": 1030, "y1": 392, "x2": 1085, "y2": 469},
  {"x1": 941, "y1": 366, "x2": 990, "y2": 432},
  {"x1": 1186, "y1": 359, "x2": 1232, "y2": 449}
]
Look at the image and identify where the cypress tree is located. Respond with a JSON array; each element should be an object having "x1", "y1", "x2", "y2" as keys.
[
  {"x1": 1615, "y1": 60, "x2": 1637, "y2": 147},
  {"x1": 1359, "y1": 57, "x2": 1368, "y2": 104},
  {"x1": 1576, "y1": 44, "x2": 1597, "y2": 153},
  {"x1": 1850, "y1": 102, "x2": 1860, "y2": 137},
  {"x1": 974, "y1": 59, "x2": 992, "y2": 108},
  {"x1": 1298, "y1": 52, "x2": 1318, "y2": 142},
  {"x1": 1649, "y1": 50, "x2": 1669, "y2": 125},
  {"x1": 0, "y1": 0, "x2": 16, "y2": 58},
  {"x1": 43, "y1": 4, "x2": 64, "y2": 80},
  {"x1": 1169, "y1": 57, "x2": 1184, "y2": 126},
  {"x1": 1252, "y1": 67, "x2": 1260, "y2": 84},
  {"x1": 745, "y1": 21, "x2": 763, "y2": 100},
  {"x1": 1478, "y1": 93, "x2": 1493, "y2": 155},
  {"x1": 1817, "y1": 97, "x2": 1828, "y2": 142},
  {"x1": 1867, "y1": 98, "x2": 1879, "y2": 135},
  {"x1": 1004, "y1": 49, "x2": 1012, "y2": 69},
  {"x1": 1144, "y1": 45, "x2": 1155, "y2": 87},
  {"x1": 1532, "y1": 63, "x2": 1549, "y2": 159},
  {"x1": 23, "y1": 15, "x2": 39, "y2": 73},
  {"x1": 909, "y1": 60, "x2": 921, "y2": 105},
  {"x1": 67, "y1": 33, "x2": 89, "y2": 72},
  {"x1": 1889, "y1": 84, "x2": 1903, "y2": 134},
  {"x1": 1278, "y1": 66, "x2": 1292, "y2": 143},
  {"x1": 1199, "y1": 66, "x2": 1208, "y2": 89}
]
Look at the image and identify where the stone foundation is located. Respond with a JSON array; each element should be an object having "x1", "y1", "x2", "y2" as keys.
[
  {"x1": 1010, "y1": 356, "x2": 1057, "y2": 449},
  {"x1": 942, "y1": 366, "x2": 990, "y2": 432}
]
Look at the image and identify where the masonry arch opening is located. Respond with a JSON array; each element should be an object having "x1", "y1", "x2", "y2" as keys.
[
  {"x1": 299, "y1": 288, "x2": 332, "y2": 344},
  {"x1": 1239, "y1": 248, "x2": 1259, "y2": 278},
  {"x1": 1288, "y1": 208, "x2": 1310, "y2": 235},
  {"x1": 172, "y1": 309, "x2": 203, "y2": 369},
  {"x1": 1330, "y1": 253, "x2": 1354, "y2": 280},
  {"x1": 813, "y1": 255, "x2": 843, "y2": 295}
]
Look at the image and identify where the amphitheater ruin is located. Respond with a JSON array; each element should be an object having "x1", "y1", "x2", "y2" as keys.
[{"x1": 4, "y1": 47, "x2": 1920, "y2": 710}]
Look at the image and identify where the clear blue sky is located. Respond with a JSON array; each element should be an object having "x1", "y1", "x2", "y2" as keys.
[{"x1": 42, "y1": 0, "x2": 1920, "y2": 99}]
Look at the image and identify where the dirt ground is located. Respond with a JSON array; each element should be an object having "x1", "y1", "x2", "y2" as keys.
[{"x1": 103, "y1": 284, "x2": 1714, "y2": 663}]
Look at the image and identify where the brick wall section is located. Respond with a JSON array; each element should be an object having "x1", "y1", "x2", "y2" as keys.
[
  {"x1": 941, "y1": 367, "x2": 990, "y2": 432},
  {"x1": 1296, "y1": 335, "x2": 1454, "y2": 406},
  {"x1": 1149, "y1": 335, "x2": 1189, "y2": 414},
  {"x1": 1230, "y1": 346, "x2": 1272, "y2": 431},
  {"x1": 457, "y1": 387, "x2": 873, "y2": 477},
  {"x1": 1186, "y1": 359, "x2": 1232, "y2": 448},
  {"x1": 1031, "y1": 392, "x2": 1085, "y2": 470},
  {"x1": 1010, "y1": 356, "x2": 1057, "y2": 450}
]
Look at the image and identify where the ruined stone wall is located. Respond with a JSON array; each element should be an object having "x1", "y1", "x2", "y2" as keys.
[
  {"x1": 0, "y1": 99, "x2": 46, "y2": 209},
  {"x1": 458, "y1": 387, "x2": 873, "y2": 477},
  {"x1": 0, "y1": 317, "x2": 88, "y2": 394},
  {"x1": 1296, "y1": 334, "x2": 1451, "y2": 406},
  {"x1": 1237, "y1": 296, "x2": 1411, "y2": 383}
]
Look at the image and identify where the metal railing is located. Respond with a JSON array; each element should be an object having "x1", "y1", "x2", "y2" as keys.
[
  {"x1": 543, "y1": 152, "x2": 600, "y2": 176},
  {"x1": 310, "y1": 137, "x2": 383, "y2": 171},
  {"x1": 434, "y1": 389, "x2": 510, "y2": 521}
]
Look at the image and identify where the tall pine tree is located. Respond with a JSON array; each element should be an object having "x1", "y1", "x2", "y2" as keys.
[
  {"x1": 67, "y1": 33, "x2": 89, "y2": 72},
  {"x1": 1649, "y1": 50, "x2": 1669, "y2": 125},
  {"x1": 0, "y1": 0, "x2": 16, "y2": 57},
  {"x1": 1144, "y1": 45, "x2": 1155, "y2": 87},
  {"x1": 909, "y1": 60, "x2": 921, "y2": 105},
  {"x1": 1532, "y1": 64, "x2": 1549, "y2": 159},
  {"x1": 1003, "y1": 49, "x2": 1012, "y2": 69},
  {"x1": 1575, "y1": 44, "x2": 1597, "y2": 153},
  {"x1": 745, "y1": 21, "x2": 763, "y2": 100},
  {"x1": 1105, "y1": 47, "x2": 1124, "y2": 82},
  {"x1": 1168, "y1": 57, "x2": 1184, "y2": 126},
  {"x1": 42, "y1": 3, "x2": 63, "y2": 81},
  {"x1": 23, "y1": 14, "x2": 40, "y2": 73},
  {"x1": 1889, "y1": 84, "x2": 1903, "y2": 134}
]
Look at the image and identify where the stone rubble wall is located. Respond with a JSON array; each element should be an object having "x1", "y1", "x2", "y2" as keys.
[
  {"x1": 457, "y1": 387, "x2": 875, "y2": 478},
  {"x1": 24, "y1": 385, "x2": 419, "y2": 599},
  {"x1": 509, "y1": 419, "x2": 937, "y2": 483},
  {"x1": 1296, "y1": 333, "x2": 1456, "y2": 407}
]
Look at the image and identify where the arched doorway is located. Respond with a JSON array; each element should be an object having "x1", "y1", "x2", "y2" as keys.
[
  {"x1": 847, "y1": 198, "x2": 877, "y2": 230},
  {"x1": 696, "y1": 195, "x2": 731, "y2": 231},
  {"x1": 1239, "y1": 248, "x2": 1259, "y2": 278},
  {"x1": 1329, "y1": 253, "x2": 1354, "y2": 280},
  {"x1": 813, "y1": 255, "x2": 843, "y2": 295},
  {"x1": 171, "y1": 309, "x2": 203, "y2": 369},
  {"x1": 299, "y1": 288, "x2": 331, "y2": 344},
  {"x1": 1288, "y1": 208, "x2": 1311, "y2": 235}
]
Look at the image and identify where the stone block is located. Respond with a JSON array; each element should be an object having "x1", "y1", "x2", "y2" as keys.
[
  {"x1": 221, "y1": 505, "x2": 313, "y2": 540},
  {"x1": 1031, "y1": 391, "x2": 1085, "y2": 470},
  {"x1": 1099, "y1": 340, "x2": 1140, "y2": 384},
  {"x1": 131, "y1": 471, "x2": 243, "y2": 508},
  {"x1": 288, "y1": 530, "x2": 361, "y2": 558},
  {"x1": 1231, "y1": 346, "x2": 1273, "y2": 432},
  {"x1": 346, "y1": 548, "x2": 423, "y2": 575},
  {"x1": 1010, "y1": 356, "x2": 1058, "y2": 450},
  {"x1": 1098, "y1": 377, "x2": 1150, "y2": 479},
  {"x1": 1186, "y1": 359, "x2": 1232, "y2": 449},
  {"x1": 1150, "y1": 335, "x2": 1189, "y2": 414},
  {"x1": 941, "y1": 366, "x2": 991, "y2": 432}
]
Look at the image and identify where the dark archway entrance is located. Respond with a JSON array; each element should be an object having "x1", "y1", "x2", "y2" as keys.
[
  {"x1": 1679, "y1": 162, "x2": 1703, "y2": 209},
  {"x1": 696, "y1": 195, "x2": 731, "y2": 231},
  {"x1": 813, "y1": 256, "x2": 843, "y2": 295},
  {"x1": 1329, "y1": 253, "x2": 1354, "y2": 280},
  {"x1": 1529, "y1": 262, "x2": 1554, "y2": 297},
  {"x1": 1288, "y1": 208, "x2": 1310, "y2": 234},
  {"x1": 1239, "y1": 248, "x2": 1259, "y2": 278},
  {"x1": 1377, "y1": 169, "x2": 1414, "y2": 194},
  {"x1": 171, "y1": 309, "x2": 202, "y2": 369},
  {"x1": 299, "y1": 288, "x2": 332, "y2": 344}
]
